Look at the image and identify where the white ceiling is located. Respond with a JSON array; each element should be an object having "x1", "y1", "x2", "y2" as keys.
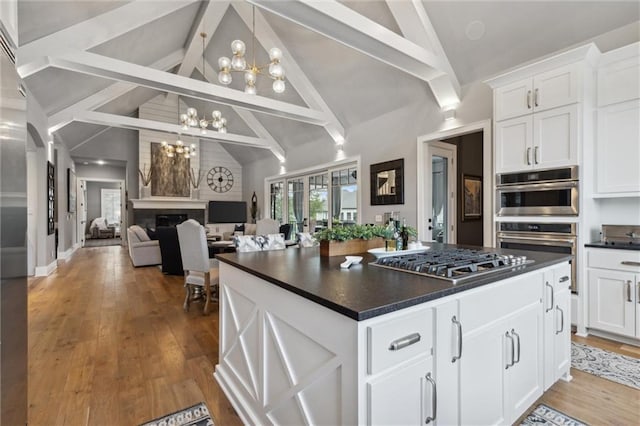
[{"x1": 16, "y1": 1, "x2": 640, "y2": 166}]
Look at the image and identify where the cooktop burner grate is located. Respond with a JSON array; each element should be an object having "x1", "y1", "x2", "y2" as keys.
[{"x1": 371, "y1": 248, "x2": 533, "y2": 284}]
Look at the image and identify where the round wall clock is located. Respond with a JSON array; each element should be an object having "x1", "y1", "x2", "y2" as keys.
[{"x1": 207, "y1": 166, "x2": 234, "y2": 193}]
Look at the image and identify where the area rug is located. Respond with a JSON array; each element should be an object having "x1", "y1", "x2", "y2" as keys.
[
  {"x1": 571, "y1": 342, "x2": 640, "y2": 390},
  {"x1": 84, "y1": 237, "x2": 121, "y2": 247},
  {"x1": 520, "y1": 404, "x2": 587, "y2": 426},
  {"x1": 139, "y1": 402, "x2": 214, "y2": 426}
]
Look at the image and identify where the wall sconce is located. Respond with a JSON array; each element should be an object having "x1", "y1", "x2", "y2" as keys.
[{"x1": 442, "y1": 103, "x2": 458, "y2": 121}]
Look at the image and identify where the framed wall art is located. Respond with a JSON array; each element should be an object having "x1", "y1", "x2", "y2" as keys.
[
  {"x1": 370, "y1": 158, "x2": 404, "y2": 205},
  {"x1": 462, "y1": 175, "x2": 482, "y2": 221},
  {"x1": 67, "y1": 168, "x2": 76, "y2": 213}
]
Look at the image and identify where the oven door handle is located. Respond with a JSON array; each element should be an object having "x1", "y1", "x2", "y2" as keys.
[
  {"x1": 497, "y1": 235, "x2": 576, "y2": 247},
  {"x1": 496, "y1": 180, "x2": 578, "y2": 192}
]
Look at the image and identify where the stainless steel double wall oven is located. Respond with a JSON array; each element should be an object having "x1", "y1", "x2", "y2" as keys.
[{"x1": 496, "y1": 167, "x2": 579, "y2": 293}]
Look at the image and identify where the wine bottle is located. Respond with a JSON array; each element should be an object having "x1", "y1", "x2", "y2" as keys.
[{"x1": 401, "y1": 218, "x2": 409, "y2": 249}]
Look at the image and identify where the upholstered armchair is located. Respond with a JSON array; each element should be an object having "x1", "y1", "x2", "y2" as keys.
[{"x1": 126, "y1": 225, "x2": 161, "y2": 267}]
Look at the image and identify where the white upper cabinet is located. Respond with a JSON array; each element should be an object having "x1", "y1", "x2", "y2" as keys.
[
  {"x1": 594, "y1": 43, "x2": 640, "y2": 196},
  {"x1": 494, "y1": 64, "x2": 580, "y2": 121},
  {"x1": 495, "y1": 104, "x2": 578, "y2": 173}
]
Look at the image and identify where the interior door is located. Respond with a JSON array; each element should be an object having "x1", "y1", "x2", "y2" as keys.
[{"x1": 424, "y1": 142, "x2": 456, "y2": 243}]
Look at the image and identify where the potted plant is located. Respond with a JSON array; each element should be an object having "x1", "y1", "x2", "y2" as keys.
[
  {"x1": 138, "y1": 163, "x2": 153, "y2": 198},
  {"x1": 315, "y1": 224, "x2": 387, "y2": 257},
  {"x1": 189, "y1": 168, "x2": 204, "y2": 199}
]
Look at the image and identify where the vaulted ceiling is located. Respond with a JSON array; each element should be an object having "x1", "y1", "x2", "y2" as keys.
[{"x1": 17, "y1": 1, "x2": 640, "y2": 165}]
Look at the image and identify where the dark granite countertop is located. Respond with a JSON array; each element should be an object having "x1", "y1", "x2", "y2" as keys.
[
  {"x1": 585, "y1": 242, "x2": 640, "y2": 251},
  {"x1": 216, "y1": 243, "x2": 572, "y2": 321}
]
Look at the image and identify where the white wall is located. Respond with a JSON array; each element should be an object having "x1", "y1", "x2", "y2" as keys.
[
  {"x1": 54, "y1": 142, "x2": 77, "y2": 257},
  {"x1": 138, "y1": 95, "x2": 243, "y2": 201},
  {"x1": 26, "y1": 89, "x2": 57, "y2": 274},
  {"x1": 243, "y1": 81, "x2": 493, "y2": 229}
]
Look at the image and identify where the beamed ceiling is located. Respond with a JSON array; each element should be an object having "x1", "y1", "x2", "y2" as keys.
[{"x1": 17, "y1": 0, "x2": 640, "y2": 165}]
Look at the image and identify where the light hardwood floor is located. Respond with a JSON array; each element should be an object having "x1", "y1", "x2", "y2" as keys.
[{"x1": 28, "y1": 245, "x2": 639, "y2": 425}]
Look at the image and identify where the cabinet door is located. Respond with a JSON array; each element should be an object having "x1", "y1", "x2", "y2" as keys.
[
  {"x1": 598, "y1": 56, "x2": 640, "y2": 106},
  {"x1": 588, "y1": 269, "x2": 636, "y2": 337},
  {"x1": 506, "y1": 303, "x2": 544, "y2": 423},
  {"x1": 532, "y1": 104, "x2": 578, "y2": 169},
  {"x1": 596, "y1": 100, "x2": 640, "y2": 194},
  {"x1": 495, "y1": 115, "x2": 533, "y2": 173},
  {"x1": 533, "y1": 64, "x2": 579, "y2": 112},
  {"x1": 368, "y1": 356, "x2": 433, "y2": 426},
  {"x1": 434, "y1": 301, "x2": 460, "y2": 426},
  {"x1": 554, "y1": 289, "x2": 571, "y2": 382},
  {"x1": 542, "y1": 270, "x2": 556, "y2": 390},
  {"x1": 459, "y1": 320, "x2": 506, "y2": 426},
  {"x1": 636, "y1": 278, "x2": 640, "y2": 339},
  {"x1": 495, "y1": 78, "x2": 533, "y2": 121}
]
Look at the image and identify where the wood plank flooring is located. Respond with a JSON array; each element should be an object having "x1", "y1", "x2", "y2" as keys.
[
  {"x1": 29, "y1": 245, "x2": 639, "y2": 425},
  {"x1": 28, "y1": 245, "x2": 241, "y2": 426}
]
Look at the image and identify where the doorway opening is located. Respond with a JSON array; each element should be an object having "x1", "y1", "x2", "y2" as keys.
[
  {"x1": 417, "y1": 120, "x2": 493, "y2": 247},
  {"x1": 80, "y1": 179, "x2": 126, "y2": 247}
]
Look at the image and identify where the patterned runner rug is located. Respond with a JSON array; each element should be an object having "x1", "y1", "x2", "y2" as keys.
[
  {"x1": 520, "y1": 404, "x2": 587, "y2": 426},
  {"x1": 572, "y1": 342, "x2": 640, "y2": 390},
  {"x1": 139, "y1": 402, "x2": 214, "y2": 426}
]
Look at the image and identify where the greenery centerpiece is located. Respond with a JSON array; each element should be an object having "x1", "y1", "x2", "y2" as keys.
[{"x1": 315, "y1": 224, "x2": 387, "y2": 257}]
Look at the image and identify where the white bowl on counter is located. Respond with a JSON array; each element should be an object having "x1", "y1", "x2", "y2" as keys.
[{"x1": 367, "y1": 246, "x2": 430, "y2": 258}]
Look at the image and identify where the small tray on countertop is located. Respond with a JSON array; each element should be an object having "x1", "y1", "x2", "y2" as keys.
[{"x1": 367, "y1": 246, "x2": 430, "y2": 258}]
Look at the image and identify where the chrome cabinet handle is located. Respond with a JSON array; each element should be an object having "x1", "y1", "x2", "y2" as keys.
[
  {"x1": 388, "y1": 332, "x2": 421, "y2": 351},
  {"x1": 559, "y1": 276, "x2": 570, "y2": 283},
  {"x1": 526, "y1": 147, "x2": 532, "y2": 165},
  {"x1": 425, "y1": 372, "x2": 437, "y2": 424},
  {"x1": 556, "y1": 306, "x2": 564, "y2": 335},
  {"x1": 545, "y1": 282, "x2": 554, "y2": 313},
  {"x1": 452, "y1": 316, "x2": 463, "y2": 363},
  {"x1": 527, "y1": 90, "x2": 532, "y2": 109},
  {"x1": 511, "y1": 329, "x2": 521, "y2": 364},
  {"x1": 534, "y1": 146, "x2": 540, "y2": 164},
  {"x1": 637, "y1": 283, "x2": 639, "y2": 304},
  {"x1": 626, "y1": 281, "x2": 633, "y2": 303},
  {"x1": 505, "y1": 332, "x2": 515, "y2": 369},
  {"x1": 534, "y1": 88, "x2": 539, "y2": 107},
  {"x1": 621, "y1": 261, "x2": 640, "y2": 267}
]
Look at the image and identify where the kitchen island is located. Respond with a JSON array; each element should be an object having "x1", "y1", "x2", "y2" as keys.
[{"x1": 215, "y1": 244, "x2": 572, "y2": 425}]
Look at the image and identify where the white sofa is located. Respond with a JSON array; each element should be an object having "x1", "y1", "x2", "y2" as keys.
[{"x1": 127, "y1": 225, "x2": 162, "y2": 267}]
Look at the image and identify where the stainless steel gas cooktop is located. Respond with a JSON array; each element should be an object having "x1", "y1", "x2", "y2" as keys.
[{"x1": 371, "y1": 248, "x2": 533, "y2": 284}]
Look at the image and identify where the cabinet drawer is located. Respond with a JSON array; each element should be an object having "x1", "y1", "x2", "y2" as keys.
[
  {"x1": 367, "y1": 309, "x2": 433, "y2": 375},
  {"x1": 587, "y1": 248, "x2": 640, "y2": 272},
  {"x1": 459, "y1": 271, "x2": 542, "y2": 333}
]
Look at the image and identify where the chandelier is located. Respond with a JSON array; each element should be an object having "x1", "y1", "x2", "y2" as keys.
[
  {"x1": 217, "y1": 6, "x2": 286, "y2": 95},
  {"x1": 161, "y1": 139, "x2": 197, "y2": 159},
  {"x1": 179, "y1": 32, "x2": 228, "y2": 134}
]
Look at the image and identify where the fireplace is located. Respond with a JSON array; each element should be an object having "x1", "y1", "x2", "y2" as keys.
[{"x1": 156, "y1": 214, "x2": 188, "y2": 227}]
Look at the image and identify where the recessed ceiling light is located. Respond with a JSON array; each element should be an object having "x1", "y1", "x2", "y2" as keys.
[
  {"x1": 465, "y1": 20, "x2": 486, "y2": 41},
  {"x1": 96, "y1": 160, "x2": 105, "y2": 165},
  {"x1": 83, "y1": 162, "x2": 89, "y2": 165}
]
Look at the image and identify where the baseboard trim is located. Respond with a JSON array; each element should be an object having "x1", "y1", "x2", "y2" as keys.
[
  {"x1": 35, "y1": 260, "x2": 57, "y2": 276},
  {"x1": 57, "y1": 245, "x2": 78, "y2": 261},
  {"x1": 586, "y1": 328, "x2": 640, "y2": 346}
]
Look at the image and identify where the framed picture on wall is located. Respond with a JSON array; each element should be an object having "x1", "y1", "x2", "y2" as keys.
[
  {"x1": 67, "y1": 168, "x2": 76, "y2": 213},
  {"x1": 463, "y1": 175, "x2": 482, "y2": 221},
  {"x1": 47, "y1": 161, "x2": 55, "y2": 235}
]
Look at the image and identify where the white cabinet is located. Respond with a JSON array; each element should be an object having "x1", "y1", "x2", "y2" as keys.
[
  {"x1": 587, "y1": 248, "x2": 640, "y2": 339},
  {"x1": 496, "y1": 104, "x2": 578, "y2": 173},
  {"x1": 494, "y1": 64, "x2": 579, "y2": 121},
  {"x1": 543, "y1": 263, "x2": 572, "y2": 391},
  {"x1": 368, "y1": 357, "x2": 434, "y2": 425},
  {"x1": 594, "y1": 45, "x2": 640, "y2": 196},
  {"x1": 457, "y1": 270, "x2": 544, "y2": 425},
  {"x1": 595, "y1": 99, "x2": 640, "y2": 195},
  {"x1": 365, "y1": 307, "x2": 435, "y2": 425}
]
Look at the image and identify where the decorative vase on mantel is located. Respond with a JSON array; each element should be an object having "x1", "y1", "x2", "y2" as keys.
[
  {"x1": 190, "y1": 188, "x2": 200, "y2": 200},
  {"x1": 140, "y1": 185, "x2": 151, "y2": 199}
]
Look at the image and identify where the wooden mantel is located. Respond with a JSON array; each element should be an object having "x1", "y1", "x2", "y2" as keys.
[{"x1": 129, "y1": 198, "x2": 207, "y2": 210}]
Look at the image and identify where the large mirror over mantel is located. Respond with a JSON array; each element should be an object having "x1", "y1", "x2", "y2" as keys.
[{"x1": 370, "y1": 158, "x2": 404, "y2": 205}]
